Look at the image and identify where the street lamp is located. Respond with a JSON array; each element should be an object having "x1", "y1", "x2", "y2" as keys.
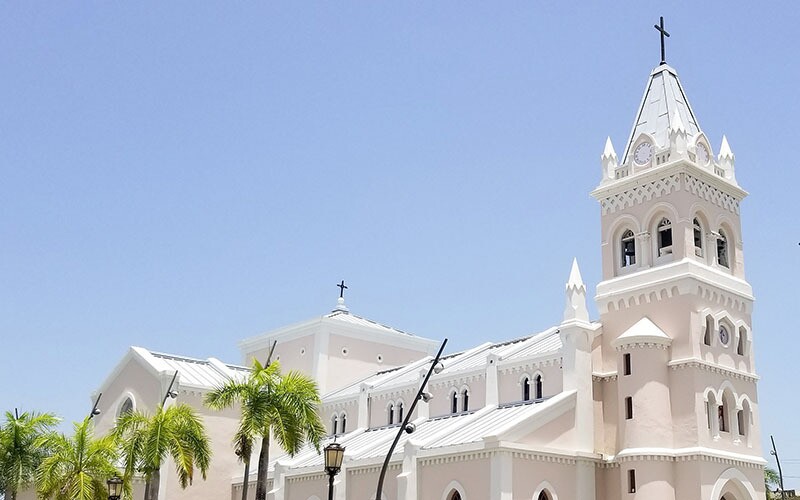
[
  {"x1": 106, "y1": 476, "x2": 123, "y2": 500},
  {"x1": 324, "y1": 441, "x2": 345, "y2": 500},
  {"x1": 374, "y1": 338, "x2": 447, "y2": 500}
]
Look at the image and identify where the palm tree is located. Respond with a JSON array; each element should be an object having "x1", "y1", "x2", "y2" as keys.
[
  {"x1": 205, "y1": 359, "x2": 325, "y2": 500},
  {"x1": 765, "y1": 467, "x2": 780, "y2": 499},
  {"x1": 0, "y1": 409, "x2": 59, "y2": 500},
  {"x1": 36, "y1": 417, "x2": 119, "y2": 500},
  {"x1": 113, "y1": 403, "x2": 211, "y2": 500}
]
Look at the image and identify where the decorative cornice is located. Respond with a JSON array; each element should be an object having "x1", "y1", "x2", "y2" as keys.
[
  {"x1": 668, "y1": 358, "x2": 759, "y2": 382},
  {"x1": 592, "y1": 372, "x2": 618, "y2": 382},
  {"x1": 614, "y1": 342, "x2": 670, "y2": 352}
]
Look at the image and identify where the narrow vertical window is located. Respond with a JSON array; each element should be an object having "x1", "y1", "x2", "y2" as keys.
[
  {"x1": 397, "y1": 401, "x2": 404, "y2": 422},
  {"x1": 693, "y1": 218, "x2": 704, "y2": 256},
  {"x1": 706, "y1": 399, "x2": 713, "y2": 430},
  {"x1": 628, "y1": 469, "x2": 636, "y2": 493},
  {"x1": 623, "y1": 353, "x2": 632, "y2": 376},
  {"x1": 522, "y1": 377, "x2": 531, "y2": 401},
  {"x1": 461, "y1": 389, "x2": 469, "y2": 412},
  {"x1": 341, "y1": 414, "x2": 347, "y2": 434},
  {"x1": 331, "y1": 415, "x2": 338, "y2": 435},
  {"x1": 388, "y1": 404, "x2": 394, "y2": 425},
  {"x1": 717, "y1": 229, "x2": 729, "y2": 268},
  {"x1": 621, "y1": 230, "x2": 636, "y2": 267},
  {"x1": 534, "y1": 374, "x2": 543, "y2": 400},
  {"x1": 718, "y1": 404, "x2": 727, "y2": 432},
  {"x1": 737, "y1": 327, "x2": 746, "y2": 355},
  {"x1": 657, "y1": 218, "x2": 673, "y2": 256},
  {"x1": 737, "y1": 409, "x2": 745, "y2": 435},
  {"x1": 704, "y1": 316, "x2": 713, "y2": 346},
  {"x1": 625, "y1": 396, "x2": 633, "y2": 420},
  {"x1": 451, "y1": 391, "x2": 458, "y2": 414}
]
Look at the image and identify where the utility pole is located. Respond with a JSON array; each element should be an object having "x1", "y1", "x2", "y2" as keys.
[{"x1": 770, "y1": 435, "x2": 786, "y2": 500}]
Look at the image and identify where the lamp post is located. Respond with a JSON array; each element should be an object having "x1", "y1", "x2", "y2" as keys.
[
  {"x1": 324, "y1": 441, "x2": 345, "y2": 500},
  {"x1": 374, "y1": 338, "x2": 447, "y2": 500},
  {"x1": 107, "y1": 476, "x2": 123, "y2": 500}
]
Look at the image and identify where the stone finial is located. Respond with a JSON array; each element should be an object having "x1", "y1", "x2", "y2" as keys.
[
  {"x1": 718, "y1": 135, "x2": 736, "y2": 182},
  {"x1": 333, "y1": 296, "x2": 349, "y2": 313},
  {"x1": 601, "y1": 137, "x2": 618, "y2": 182},
  {"x1": 563, "y1": 258, "x2": 590, "y2": 323}
]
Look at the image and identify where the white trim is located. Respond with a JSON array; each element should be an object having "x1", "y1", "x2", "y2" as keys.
[
  {"x1": 709, "y1": 467, "x2": 758, "y2": 500},
  {"x1": 440, "y1": 480, "x2": 466, "y2": 500},
  {"x1": 613, "y1": 446, "x2": 765, "y2": 465},
  {"x1": 532, "y1": 480, "x2": 559, "y2": 500}
]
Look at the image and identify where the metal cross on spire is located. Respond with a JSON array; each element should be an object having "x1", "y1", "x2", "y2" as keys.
[
  {"x1": 654, "y1": 16, "x2": 670, "y2": 65},
  {"x1": 337, "y1": 280, "x2": 348, "y2": 299}
]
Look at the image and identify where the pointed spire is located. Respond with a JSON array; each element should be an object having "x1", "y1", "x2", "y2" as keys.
[
  {"x1": 622, "y1": 65, "x2": 701, "y2": 164},
  {"x1": 718, "y1": 135, "x2": 736, "y2": 182},
  {"x1": 719, "y1": 135, "x2": 734, "y2": 159},
  {"x1": 563, "y1": 258, "x2": 590, "y2": 323},
  {"x1": 601, "y1": 137, "x2": 618, "y2": 182}
]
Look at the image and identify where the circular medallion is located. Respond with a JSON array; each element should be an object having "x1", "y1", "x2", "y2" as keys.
[
  {"x1": 634, "y1": 142, "x2": 653, "y2": 166},
  {"x1": 719, "y1": 326, "x2": 730, "y2": 346}
]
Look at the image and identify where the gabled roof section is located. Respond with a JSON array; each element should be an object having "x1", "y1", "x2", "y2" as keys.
[
  {"x1": 239, "y1": 306, "x2": 439, "y2": 356},
  {"x1": 611, "y1": 317, "x2": 672, "y2": 348},
  {"x1": 622, "y1": 64, "x2": 701, "y2": 164}
]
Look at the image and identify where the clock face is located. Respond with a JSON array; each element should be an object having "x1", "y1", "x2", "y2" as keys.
[
  {"x1": 719, "y1": 326, "x2": 730, "y2": 345},
  {"x1": 634, "y1": 142, "x2": 653, "y2": 166},
  {"x1": 696, "y1": 143, "x2": 710, "y2": 165}
]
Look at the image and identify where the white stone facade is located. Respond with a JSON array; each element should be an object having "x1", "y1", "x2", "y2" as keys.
[{"x1": 89, "y1": 61, "x2": 764, "y2": 500}]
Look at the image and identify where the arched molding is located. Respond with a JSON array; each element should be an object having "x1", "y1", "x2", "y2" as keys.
[
  {"x1": 605, "y1": 214, "x2": 643, "y2": 245},
  {"x1": 709, "y1": 467, "x2": 757, "y2": 500},
  {"x1": 116, "y1": 392, "x2": 136, "y2": 419},
  {"x1": 518, "y1": 372, "x2": 532, "y2": 386},
  {"x1": 531, "y1": 480, "x2": 559, "y2": 500},
  {"x1": 717, "y1": 380, "x2": 737, "y2": 402},
  {"x1": 642, "y1": 201, "x2": 680, "y2": 230},
  {"x1": 703, "y1": 387, "x2": 717, "y2": 403},
  {"x1": 440, "y1": 480, "x2": 467, "y2": 500},
  {"x1": 736, "y1": 394, "x2": 754, "y2": 412}
]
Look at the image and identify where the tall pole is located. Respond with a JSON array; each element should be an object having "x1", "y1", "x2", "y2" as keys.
[
  {"x1": 161, "y1": 370, "x2": 179, "y2": 407},
  {"x1": 88, "y1": 393, "x2": 102, "y2": 420},
  {"x1": 327, "y1": 472, "x2": 334, "y2": 500},
  {"x1": 375, "y1": 338, "x2": 447, "y2": 500},
  {"x1": 771, "y1": 435, "x2": 786, "y2": 500}
]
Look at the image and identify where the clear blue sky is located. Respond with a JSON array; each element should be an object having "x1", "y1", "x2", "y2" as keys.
[{"x1": 2, "y1": 2, "x2": 798, "y2": 487}]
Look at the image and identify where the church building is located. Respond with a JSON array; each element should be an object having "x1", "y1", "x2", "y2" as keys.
[{"x1": 88, "y1": 34, "x2": 765, "y2": 500}]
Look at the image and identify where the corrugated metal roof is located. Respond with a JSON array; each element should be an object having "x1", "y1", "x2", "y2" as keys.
[
  {"x1": 503, "y1": 328, "x2": 561, "y2": 361},
  {"x1": 427, "y1": 400, "x2": 543, "y2": 449},
  {"x1": 325, "y1": 310, "x2": 413, "y2": 336},
  {"x1": 146, "y1": 351, "x2": 247, "y2": 389},
  {"x1": 359, "y1": 412, "x2": 476, "y2": 460}
]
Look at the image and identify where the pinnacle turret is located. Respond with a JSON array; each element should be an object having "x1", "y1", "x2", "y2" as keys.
[
  {"x1": 563, "y1": 258, "x2": 589, "y2": 323},
  {"x1": 600, "y1": 137, "x2": 618, "y2": 183}
]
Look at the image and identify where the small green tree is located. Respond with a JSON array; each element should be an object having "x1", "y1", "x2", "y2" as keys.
[
  {"x1": 36, "y1": 417, "x2": 119, "y2": 500},
  {"x1": 114, "y1": 404, "x2": 211, "y2": 500},
  {"x1": 765, "y1": 466, "x2": 780, "y2": 499},
  {"x1": 0, "y1": 409, "x2": 59, "y2": 500},
  {"x1": 205, "y1": 359, "x2": 325, "y2": 500}
]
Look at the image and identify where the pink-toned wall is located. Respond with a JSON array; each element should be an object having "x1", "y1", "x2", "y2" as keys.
[
  {"x1": 418, "y1": 457, "x2": 490, "y2": 500},
  {"x1": 248, "y1": 334, "x2": 315, "y2": 376}
]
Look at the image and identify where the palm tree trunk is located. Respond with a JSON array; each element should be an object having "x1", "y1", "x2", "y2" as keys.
[
  {"x1": 255, "y1": 435, "x2": 271, "y2": 500},
  {"x1": 147, "y1": 469, "x2": 161, "y2": 500},
  {"x1": 241, "y1": 458, "x2": 251, "y2": 500},
  {"x1": 143, "y1": 478, "x2": 150, "y2": 500}
]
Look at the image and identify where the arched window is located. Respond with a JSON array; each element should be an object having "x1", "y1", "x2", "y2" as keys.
[
  {"x1": 621, "y1": 230, "x2": 636, "y2": 267},
  {"x1": 538, "y1": 491, "x2": 551, "y2": 500},
  {"x1": 719, "y1": 391, "x2": 735, "y2": 433},
  {"x1": 118, "y1": 397, "x2": 134, "y2": 418},
  {"x1": 331, "y1": 414, "x2": 338, "y2": 435},
  {"x1": 534, "y1": 374, "x2": 543, "y2": 400},
  {"x1": 657, "y1": 218, "x2": 673, "y2": 256},
  {"x1": 706, "y1": 391, "x2": 718, "y2": 435},
  {"x1": 717, "y1": 229, "x2": 729, "y2": 268},
  {"x1": 340, "y1": 413, "x2": 347, "y2": 434},
  {"x1": 397, "y1": 401, "x2": 404, "y2": 423},
  {"x1": 451, "y1": 390, "x2": 458, "y2": 414},
  {"x1": 448, "y1": 491, "x2": 462, "y2": 500},
  {"x1": 388, "y1": 403, "x2": 395, "y2": 425},
  {"x1": 461, "y1": 388, "x2": 469, "y2": 412},
  {"x1": 693, "y1": 218, "x2": 704, "y2": 256},
  {"x1": 522, "y1": 377, "x2": 531, "y2": 401},
  {"x1": 737, "y1": 327, "x2": 746, "y2": 355},
  {"x1": 703, "y1": 316, "x2": 713, "y2": 346}
]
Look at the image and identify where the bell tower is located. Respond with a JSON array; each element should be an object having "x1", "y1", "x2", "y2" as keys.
[{"x1": 590, "y1": 44, "x2": 764, "y2": 500}]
